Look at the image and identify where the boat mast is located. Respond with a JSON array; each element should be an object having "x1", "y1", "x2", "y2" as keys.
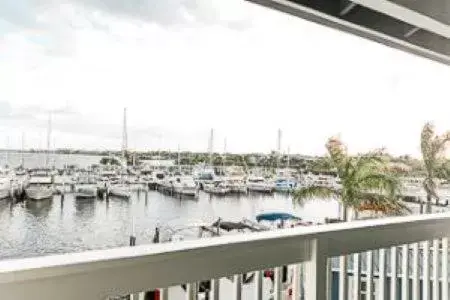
[
  {"x1": 208, "y1": 128, "x2": 214, "y2": 167},
  {"x1": 45, "y1": 112, "x2": 52, "y2": 168},
  {"x1": 21, "y1": 132, "x2": 25, "y2": 167},
  {"x1": 122, "y1": 107, "x2": 128, "y2": 167},
  {"x1": 276, "y1": 128, "x2": 282, "y2": 171},
  {"x1": 223, "y1": 137, "x2": 227, "y2": 168},
  {"x1": 287, "y1": 146, "x2": 290, "y2": 169},
  {"x1": 177, "y1": 144, "x2": 181, "y2": 173},
  {"x1": 4, "y1": 136, "x2": 9, "y2": 168}
]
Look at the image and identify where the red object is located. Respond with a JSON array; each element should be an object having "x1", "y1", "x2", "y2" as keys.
[
  {"x1": 264, "y1": 270, "x2": 274, "y2": 278},
  {"x1": 155, "y1": 290, "x2": 160, "y2": 300}
]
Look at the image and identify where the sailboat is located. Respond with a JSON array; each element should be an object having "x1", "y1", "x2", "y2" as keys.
[
  {"x1": 108, "y1": 108, "x2": 131, "y2": 199},
  {"x1": 25, "y1": 113, "x2": 54, "y2": 201}
]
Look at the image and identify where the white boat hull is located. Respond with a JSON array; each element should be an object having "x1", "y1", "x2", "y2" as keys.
[
  {"x1": 204, "y1": 186, "x2": 230, "y2": 195},
  {"x1": 26, "y1": 187, "x2": 53, "y2": 201},
  {"x1": 247, "y1": 185, "x2": 274, "y2": 193},
  {"x1": 109, "y1": 187, "x2": 131, "y2": 199},
  {"x1": 229, "y1": 185, "x2": 248, "y2": 194},
  {"x1": 174, "y1": 186, "x2": 197, "y2": 196}
]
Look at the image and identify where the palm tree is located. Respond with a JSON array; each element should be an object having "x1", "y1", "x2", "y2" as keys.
[
  {"x1": 293, "y1": 137, "x2": 406, "y2": 221},
  {"x1": 420, "y1": 122, "x2": 450, "y2": 213}
]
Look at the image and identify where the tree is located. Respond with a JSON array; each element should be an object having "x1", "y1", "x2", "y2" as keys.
[
  {"x1": 293, "y1": 137, "x2": 407, "y2": 221},
  {"x1": 420, "y1": 122, "x2": 450, "y2": 213}
]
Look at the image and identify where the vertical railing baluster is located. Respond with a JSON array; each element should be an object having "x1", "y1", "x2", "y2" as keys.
[
  {"x1": 255, "y1": 270, "x2": 263, "y2": 300},
  {"x1": 211, "y1": 278, "x2": 220, "y2": 300},
  {"x1": 391, "y1": 246, "x2": 398, "y2": 300},
  {"x1": 433, "y1": 239, "x2": 439, "y2": 300},
  {"x1": 353, "y1": 253, "x2": 361, "y2": 300},
  {"x1": 326, "y1": 259, "x2": 332, "y2": 300},
  {"x1": 367, "y1": 251, "x2": 374, "y2": 300},
  {"x1": 339, "y1": 255, "x2": 348, "y2": 300},
  {"x1": 442, "y1": 237, "x2": 448, "y2": 300},
  {"x1": 234, "y1": 274, "x2": 242, "y2": 300},
  {"x1": 186, "y1": 283, "x2": 197, "y2": 300},
  {"x1": 303, "y1": 239, "x2": 328, "y2": 300},
  {"x1": 160, "y1": 288, "x2": 169, "y2": 300},
  {"x1": 401, "y1": 245, "x2": 409, "y2": 300},
  {"x1": 423, "y1": 241, "x2": 430, "y2": 300},
  {"x1": 412, "y1": 243, "x2": 420, "y2": 300},
  {"x1": 378, "y1": 249, "x2": 386, "y2": 300},
  {"x1": 274, "y1": 267, "x2": 282, "y2": 300},
  {"x1": 292, "y1": 264, "x2": 301, "y2": 300}
]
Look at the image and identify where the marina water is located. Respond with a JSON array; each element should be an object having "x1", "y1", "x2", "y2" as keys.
[{"x1": 0, "y1": 152, "x2": 341, "y2": 260}]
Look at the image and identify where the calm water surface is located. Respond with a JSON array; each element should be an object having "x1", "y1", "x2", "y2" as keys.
[{"x1": 0, "y1": 190, "x2": 339, "y2": 260}]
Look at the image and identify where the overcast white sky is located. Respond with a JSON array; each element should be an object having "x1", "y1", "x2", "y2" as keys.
[{"x1": 1, "y1": 0, "x2": 450, "y2": 156}]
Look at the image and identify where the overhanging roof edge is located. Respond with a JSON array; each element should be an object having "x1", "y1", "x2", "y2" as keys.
[{"x1": 247, "y1": 0, "x2": 450, "y2": 66}]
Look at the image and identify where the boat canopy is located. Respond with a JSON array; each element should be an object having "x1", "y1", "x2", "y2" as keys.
[{"x1": 256, "y1": 212, "x2": 301, "y2": 222}]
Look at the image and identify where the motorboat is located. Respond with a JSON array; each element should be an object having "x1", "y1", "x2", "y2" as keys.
[
  {"x1": 25, "y1": 185, "x2": 53, "y2": 201},
  {"x1": 247, "y1": 176, "x2": 274, "y2": 193},
  {"x1": 108, "y1": 184, "x2": 131, "y2": 199},
  {"x1": 203, "y1": 180, "x2": 229, "y2": 195},
  {"x1": 26, "y1": 170, "x2": 53, "y2": 201},
  {"x1": 274, "y1": 178, "x2": 297, "y2": 193},
  {"x1": 226, "y1": 178, "x2": 248, "y2": 194},
  {"x1": 172, "y1": 176, "x2": 198, "y2": 197},
  {"x1": 75, "y1": 187, "x2": 97, "y2": 200}
]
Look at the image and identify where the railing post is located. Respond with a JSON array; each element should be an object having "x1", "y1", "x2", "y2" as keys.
[
  {"x1": 412, "y1": 244, "x2": 420, "y2": 300},
  {"x1": 186, "y1": 283, "x2": 198, "y2": 300},
  {"x1": 211, "y1": 278, "x2": 220, "y2": 300},
  {"x1": 423, "y1": 241, "x2": 430, "y2": 300},
  {"x1": 274, "y1": 267, "x2": 282, "y2": 300},
  {"x1": 292, "y1": 264, "x2": 302, "y2": 300},
  {"x1": 442, "y1": 238, "x2": 449, "y2": 300},
  {"x1": 338, "y1": 255, "x2": 348, "y2": 300},
  {"x1": 353, "y1": 253, "x2": 361, "y2": 300},
  {"x1": 401, "y1": 245, "x2": 409, "y2": 300},
  {"x1": 160, "y1": 288, "x2": 169, "y2": 300},
  {"x1": 390, "y1": 247, "x2": 398, "y2": 300},
  {"x1": 303, "y1": 238, "x2": 328, "y2": 300},
  {"x1": 378, "y1": 249, "x2": 387, "y2": 300},
  {"x1": 432, "y1": 239, "x2": 439, "y2": 300},
  {"x1": 255, "y1": 270, "x2": 263, "y2": 300},
  {"x1": 234, "y1": 274, "x2": 242, "y2": 300}
]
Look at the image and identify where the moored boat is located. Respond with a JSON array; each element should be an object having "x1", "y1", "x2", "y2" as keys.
[
  {"x1": 172, "y1": 176, "x2": 198, "y2": 197},
  {"x1": 26, "y1": 170, "x2": 53, "y2": 201},
  {"x1": 75, "y1": 187, "x2": 97, "y2": 200},
  {"x1": 108, "y1": 184, "x2": 131, "y2": 199},
  {"x1": 25, "y1": 185, "x2": 53, "y2": 201},
  {"x1": 203, "y1": 180, "x2": 229, "y2": 195},
  {"x1": 247, "y1": 176, "x2": 274, "y2": 193}
]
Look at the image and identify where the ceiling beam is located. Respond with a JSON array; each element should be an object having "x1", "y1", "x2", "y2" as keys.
[
  {"x1": 340, "y1": 2, "x2": 358, "y2": 16},
  {"x1": 404, "y1": 27, "x2": 420, "y2": 38},
  {"x1": 350, "y1": 0, "x2": 450, "y2": 39}
]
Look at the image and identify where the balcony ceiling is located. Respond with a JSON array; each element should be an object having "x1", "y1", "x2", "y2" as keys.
[{"x1": 247, "y1": 0, "x2": 450, "y2": 65}]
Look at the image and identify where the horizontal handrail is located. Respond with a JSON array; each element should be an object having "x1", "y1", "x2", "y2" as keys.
[{"x1": 2, "y1": 212, "x2": 450, "y2": 299}]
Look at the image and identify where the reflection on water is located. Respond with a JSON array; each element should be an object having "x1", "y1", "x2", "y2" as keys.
[
  {"x1": 0, "y1": 191, "x2": 340, "y2": 260},
  {"x1": 25, "y1": 198, "x2": 54, "y2": 218},
  {"x1": 74, "y1": 199, "x2": 96, "y2": 219}
]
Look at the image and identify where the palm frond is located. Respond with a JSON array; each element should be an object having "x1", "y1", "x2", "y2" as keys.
[
  {"x1": 326, "y1": 137, "x2": 348, "y2": 175},
  {"x1": 354, "y1": 192, "x2": 410, "y2": 215},
  {"x1": 293, "y1": 185, "x2": 340, "y2": 206},
  {"x1": 358, "y1": 173, "x2": 400, "y2": 197}
]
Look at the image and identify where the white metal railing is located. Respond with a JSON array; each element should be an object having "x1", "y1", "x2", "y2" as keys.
[{"x1": 1, "y1": 213, "x2": 450, "y2": 300}]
